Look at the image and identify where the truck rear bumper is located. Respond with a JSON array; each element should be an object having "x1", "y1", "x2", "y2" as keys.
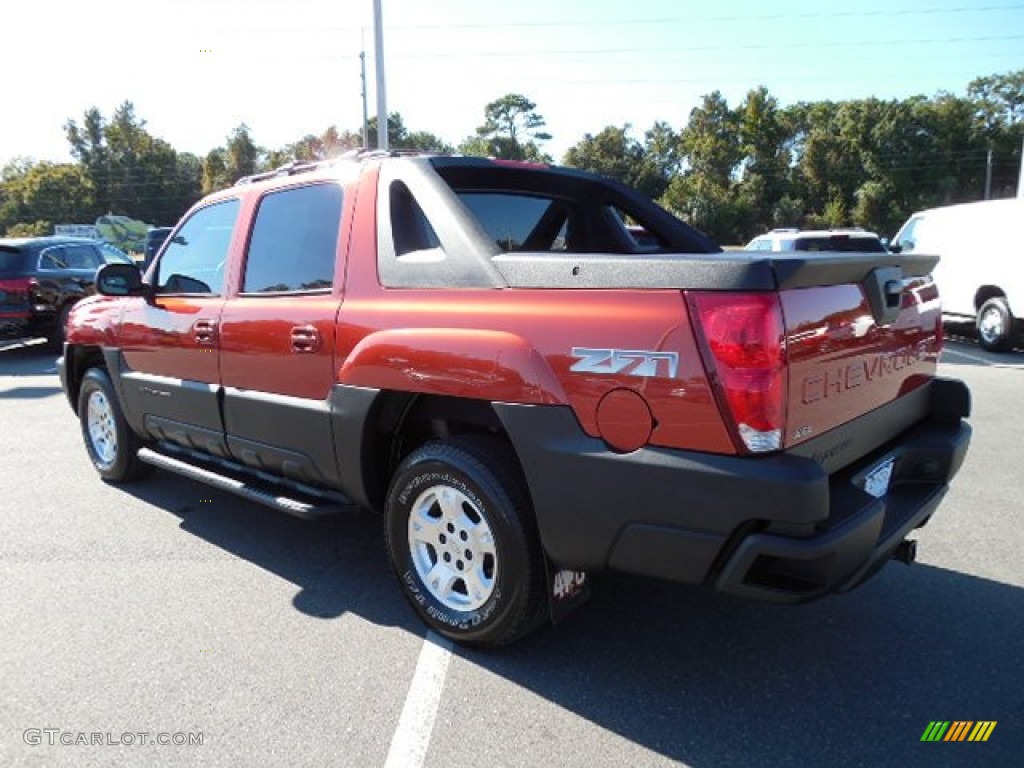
[
  {"x1": 495, "y1": 377, "x2": 971, "y2": 603},
  {"x1": 712, "y1": 419, "x2": 968, "y2": 601}
]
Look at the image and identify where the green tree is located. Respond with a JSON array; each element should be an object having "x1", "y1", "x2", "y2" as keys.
[
  {"x1": 0, "y1": 162, "x2": 95, "y2": 236},
  {"x1": 969, "y1": 69, "x2": 1024, "y2": 129},
  {"x1": 226, "y1": 123, "x2": 261, "y2": 179},
  {"x1": 5, "y1": 220, "x2": 51, "y2": 237},
  {"x1": 562, "y1": 124, "x2": 668, "y2": 199},
  {"x1": 737, "y1": 86, "x2": 793, "y2": 233},
  {"x1": 65, "y1": 101, "x2": 201, "y2": 225},
  {"x1": 366, "y1": 113, "x2": 453, "y2": 152},
  {"x1": 805, "y1": 196, "x2": 848, "y2": 229},
  {"x1": 661, "y1": 92, "x2": 746, "y2": 242},
  {"x1": 64, "y1": 108, "x2": 109, "y2": 213},
  {"x1": 679, "y1": 91, "x2": 742, "y2": 183},
  {"x1": 460, "y1": 94, "x2": 551, "y2": 161},
  {"x1": 661, "y1": 173, "x2": 750, "y2": 245},
  {"x1": 967, "y1": 70, "x2": 1024, "y2": 197},
  {"x1": 643, "y1": 121, "x2": 682, "y2": 184},
  {"x1": 201, "y1": 148, "x2": 229, "y2": 195},
  {"x1": 279, "y1": 125, "x2": 361, "y2": 163},
  {"x1": 201, "y1": 124, "x2": 262, "y2": 192}
]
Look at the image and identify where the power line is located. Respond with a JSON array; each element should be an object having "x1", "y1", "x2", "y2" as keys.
[
  {"x1": 383, "y1": 33, "x2": 1024, "y2": 59},
  {"x1": 383, "y1": 2, "x2": 1024, "y2": 29}
]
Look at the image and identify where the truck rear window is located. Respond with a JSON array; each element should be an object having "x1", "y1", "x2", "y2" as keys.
[
  {"x1": 457, "y1": 192, "x2": 567, "y2": 252},
  {"x1": 793, "y1": 237, "x2": 885, "y2": 253}
]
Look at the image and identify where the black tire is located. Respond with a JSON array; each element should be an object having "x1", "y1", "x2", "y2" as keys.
[
  {"x1": 976, "y1": 297, "x2": 1014, "y2": 352},
  {"x1": 47, "y1": 303, "x2": 72, "y2": 353},
  {"x1": 77, "y1": 368, "x2": 148, "y2": 482},
  {"x1": 385, "y1": 436, "x2": 547, "y2": 647}
]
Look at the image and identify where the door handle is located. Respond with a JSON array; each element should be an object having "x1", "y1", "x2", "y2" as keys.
[
  {"x1": 290, "y1": 325, "x2": 321, "y2": 353},
  {"x1": 193, "y1": 319, "x2": 218, "y2": 345}
]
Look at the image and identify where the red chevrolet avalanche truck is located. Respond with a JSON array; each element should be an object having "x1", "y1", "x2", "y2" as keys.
[{"x1": 58, "y1": 152, "x2": 971, "y2": 646}]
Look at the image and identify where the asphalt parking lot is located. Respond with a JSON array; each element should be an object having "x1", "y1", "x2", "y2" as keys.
[{"x1": 1, "y1": 336, "x2": 1021, "y2": 768}]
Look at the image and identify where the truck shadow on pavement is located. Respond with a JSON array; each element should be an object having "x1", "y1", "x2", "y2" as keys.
[
  {"x1": 117, "y1": 471, "x2": 1020, "y2": 767},
  {"x1": 464, "y1": 566, "x2": 1022, "y2": 767},
  {"x1": 118, "y1": 472, "x2": 421, "y2": 634}
]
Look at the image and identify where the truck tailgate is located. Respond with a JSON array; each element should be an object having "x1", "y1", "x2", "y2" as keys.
[{"x1": 781, "y1": 270, "x2": 942, "y2": 451}]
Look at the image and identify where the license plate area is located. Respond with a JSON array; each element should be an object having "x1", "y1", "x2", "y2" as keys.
[{"x1": 863, "y1": 456, "x2": 895, "y2": 499}]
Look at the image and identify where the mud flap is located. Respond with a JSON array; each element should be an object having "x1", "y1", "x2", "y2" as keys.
[{"x1": 544, "y1": 557, "x2": 590, "y2": 625}]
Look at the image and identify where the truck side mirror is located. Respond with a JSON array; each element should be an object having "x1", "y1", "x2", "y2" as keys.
[{"x1": 96, "y1": 262, "x2": 150, "y2": 298}]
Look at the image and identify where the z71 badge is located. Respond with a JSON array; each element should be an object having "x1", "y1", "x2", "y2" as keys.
[{"x1": 570, "y1": 347, "x2": 679, "y2": 379}]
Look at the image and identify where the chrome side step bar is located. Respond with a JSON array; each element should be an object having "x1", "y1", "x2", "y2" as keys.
[{"x1": 138, "y1": 447, "x2": 358, "y2": 520}]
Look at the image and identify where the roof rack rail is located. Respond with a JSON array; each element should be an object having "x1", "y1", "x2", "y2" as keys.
[
  {"x1": 233, "y1": 147, "x2": 435, "y2": 186},
  {"x1": 234, "y1": 158, "x2": 342, "y2": 186}
]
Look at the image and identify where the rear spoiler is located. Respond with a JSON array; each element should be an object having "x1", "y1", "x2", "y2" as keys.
[{"x1": 493, "y1": 251, "x2": 939, "y2": 293}]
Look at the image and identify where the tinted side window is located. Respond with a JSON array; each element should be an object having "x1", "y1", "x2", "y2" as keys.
[
  {"x1": 65, "y1": 244, "x2": 103, "y2": 269},
  {"x1": 39, "y1": 246, "x2": 70, "y2": 270},
  {"x1": 390, "y1": 182, "x2": 441, "y2": 257},
  {"x1": 242, "y1": 184, "x2": 342, "y2": 293},
  {"x1": 157, "y1": 199, "x2": 240, "y2": 294}
]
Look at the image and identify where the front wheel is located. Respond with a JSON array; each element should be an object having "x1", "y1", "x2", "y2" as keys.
[
  {"x1": 385, "y1": 437, "x2": 547, "y2": 647},
  {"x1": 976, "y1": 297, "x2": 1014, "y2": 352},
  {"x1": 78, "y1": 368, "x2": 148, "y2": 482}
]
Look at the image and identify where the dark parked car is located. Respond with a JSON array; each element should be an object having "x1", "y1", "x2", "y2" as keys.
[
  {"x1": 0, "y1": 236, "x2": 135, "y2": 350},
  {"x1": 143, "y1": 227, "x2": 173, "y2": 270}
]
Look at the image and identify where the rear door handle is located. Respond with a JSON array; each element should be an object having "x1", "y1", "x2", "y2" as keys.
[
  {"x1": 290, "y1": 325, "x2": 321, "y2": 353},
  {"x1": 193, "y1": 319, "x2": 218, "y2": 345}
]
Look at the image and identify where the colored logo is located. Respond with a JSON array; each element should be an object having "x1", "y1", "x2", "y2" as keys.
[{"x1": 920, "y1": 721, "x2": 997, "y2": 742}]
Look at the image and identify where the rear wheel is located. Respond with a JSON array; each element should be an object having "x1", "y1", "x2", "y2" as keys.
[
  {"x1": 976, "y1": 297, "x2": 1014, "y2": 352},
  {"x1": 385, "y1": 437, "x2": 547, "y2": 647},
  {"x1": 78, "y1": 368, "x2": 148, "y2": 482}
]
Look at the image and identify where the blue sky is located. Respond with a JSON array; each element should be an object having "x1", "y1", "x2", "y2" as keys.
[{"x1": 3, "y1": 0, "x2": 1022, "y2": 168}]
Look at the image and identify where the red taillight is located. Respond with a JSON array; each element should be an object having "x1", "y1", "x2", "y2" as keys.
[
  {"x1": 688, "y1": 292, "x2": 787, "y2": 453},
  {"x1": 0, "y1": 278, "x2": 34, "y2": 302}
]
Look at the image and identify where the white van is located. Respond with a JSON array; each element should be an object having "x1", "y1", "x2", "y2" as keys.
[{"x1": 893, "y1": 197, "x2": 1024, "y2": 351}]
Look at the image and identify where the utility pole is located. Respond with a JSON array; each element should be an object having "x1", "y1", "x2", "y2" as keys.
[
  {"x1": 985, "y1": 148, "x2": 993, "y2": 200},
  {"x1": 359, "y1": 38, "x2": 369, "y2": 148},
  {"x1": 373, "y1": 0, "x2": 388, "y2": 151},
  {"x1": 1018, "y1": 135, "x2": 1024, "y2": 198}
]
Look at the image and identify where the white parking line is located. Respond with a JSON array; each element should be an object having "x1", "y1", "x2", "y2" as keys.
[
  {"x1": 384, "y1": 631, "x2": 454, "y2": 768},
  {"x1": 0, "y1": 338, "x2": 46, "y2": 353},
  {"x1": 942, "y1": 347, "x2": 995, "y2": 366},
  {"x1": 942, "y1": 346, "x2": 1024, "y2": 368}
]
